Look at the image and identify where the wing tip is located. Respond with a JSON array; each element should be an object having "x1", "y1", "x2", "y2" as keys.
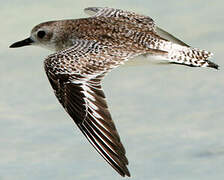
[
  {"x1": 115, "y1": 163, "x2": 131, "y2": 177},
  {"x1": 84, "y1": 7, "x2": 103, "y2": 16},
  {"x1": 79, "y1": 120, "x2": 131, "y2": 177},
  {"x1": 120, "y1": 169, "x2": 131, "y2": 177}
]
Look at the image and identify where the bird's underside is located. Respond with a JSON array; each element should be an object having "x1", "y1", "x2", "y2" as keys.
[{"x1": 10, "y1": 6, "x2": 219, "y2": 177}]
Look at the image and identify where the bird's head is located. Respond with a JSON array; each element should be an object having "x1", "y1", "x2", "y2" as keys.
[{"x1": 9, "y1": 21, "x2": 73, "y2": 51}]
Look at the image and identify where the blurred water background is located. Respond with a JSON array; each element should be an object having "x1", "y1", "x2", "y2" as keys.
[{"x1": 1, "y1": 0, "x2": 224, "y2": 179}]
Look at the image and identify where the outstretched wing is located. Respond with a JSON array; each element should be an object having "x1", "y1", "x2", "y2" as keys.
[
  {"x1": 84, "y1": 7, "x2": 156, "y2": 32},
  {"x1": 84, "y1": 7, "x2": 189, "y2": 47},
  {"x1": 44, "y1": 40, "x2": 140, "y2": 177},
  {"x1": 155, "y1": 26, "x2": 190, "y2": 47}
]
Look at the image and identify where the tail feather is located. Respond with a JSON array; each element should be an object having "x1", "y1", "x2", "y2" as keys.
[
  {"x1": 206, "y1": 60, "x2": 219, "y2": 69},
  {"x1": 168, "y1": 45, "x2": 219, "y2": 70}
]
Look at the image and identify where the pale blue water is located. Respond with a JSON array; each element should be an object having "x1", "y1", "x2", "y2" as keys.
[{"x1": 1, "y1": 0, "x2": 224, "y2": 179}]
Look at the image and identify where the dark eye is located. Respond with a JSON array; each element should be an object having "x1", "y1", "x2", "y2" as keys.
[{"x1": 37, "y1": 30, "x2": 46, "y2": 38}]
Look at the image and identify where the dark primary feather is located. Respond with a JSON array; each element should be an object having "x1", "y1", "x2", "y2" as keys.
[
  {"x1": 45, "y1": 71, "x2": 130, "y2": 176},
  {"x1": 44, "y1": 40, "x2": 141, "y2": 177}
]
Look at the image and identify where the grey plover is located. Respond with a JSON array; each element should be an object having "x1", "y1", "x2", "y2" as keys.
[{"x1": 10, "y1": 7, "x2": 219, "y2": 177}]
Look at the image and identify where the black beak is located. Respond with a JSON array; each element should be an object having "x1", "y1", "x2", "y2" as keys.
[{"x1": 9, "y1": 37, "x2": 34, "y2": 48}]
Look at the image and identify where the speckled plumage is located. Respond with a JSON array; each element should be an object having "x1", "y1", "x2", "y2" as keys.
[{"x1": 10, "y1": 7, "x2": 219, "y2": 177}]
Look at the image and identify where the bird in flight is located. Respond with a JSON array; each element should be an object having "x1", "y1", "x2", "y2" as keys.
[{"x1": 10, "y1": 7, "x2": 218, "y2": 177}]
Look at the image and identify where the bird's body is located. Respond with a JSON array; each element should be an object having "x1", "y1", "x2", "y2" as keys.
[{"x1": 10, "y1": 7, "x2": 219, "y2": 177}]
